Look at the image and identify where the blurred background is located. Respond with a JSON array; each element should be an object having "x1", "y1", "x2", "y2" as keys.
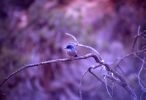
[{"x1": 0, "y1": 0, "x2": 146, "y2": 100}]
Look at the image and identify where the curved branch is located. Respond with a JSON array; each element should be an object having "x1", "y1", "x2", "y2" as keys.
[
  {"x1": 65, "y1": 33, "x2": 79, "y2": 44},
  {"x1": 0, "y1": 53, "x2": 95, "y2": 87}
]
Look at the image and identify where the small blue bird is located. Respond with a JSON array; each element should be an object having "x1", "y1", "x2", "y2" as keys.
[{"x1": 65, "y1": 44, "x2": 78, "y2": 57}]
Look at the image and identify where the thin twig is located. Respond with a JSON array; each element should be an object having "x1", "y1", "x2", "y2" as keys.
[
  {"x1": 138, "y1": 56, "x2": 146, "y2": 92},
  {"x1": 117, "y1": 48, "x2": 146, "y2": 65},
  {"x1": 78, "y1": 44, "x2": 102, "y2": 61},
  {"x1": 132, "y1": 25, "x2": 146, "y2": 51},
  {"x1": 88, "y1": 67, "x2": 104, "y2": 84},
  {"x1": 88, "y1": 67, "x2": 113, "y2": 97},
  {"x1": 132, "y1": 25, "x2": 141, "y2": 51},
  {"x1": 79, "y1": 69, "x2": 89, "y2": 100},
  {"x1": 79, "y1": 64, "x2": 103, "y2": 100},
  {"x1": 104, "y1": 75, "x2": 113, "y2": 98},
  {"x1": 65, "y1": 33, "x2": 79, "y2": 44}
]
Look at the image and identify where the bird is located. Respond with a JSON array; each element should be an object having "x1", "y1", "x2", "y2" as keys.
[{"x1": 65, "y1": 44, "x2": 78, "y2": 57}]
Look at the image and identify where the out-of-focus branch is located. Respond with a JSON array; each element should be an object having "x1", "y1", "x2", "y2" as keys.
[
  {"x1": 138, "y1": 55, "x2": 146, "y2": 100},
  {"x1": 116, "y1": 48, "x2": 146, "y2": 66},
  {"x1": 104, "y1": 75, "x2": 113, "y2": 98},
  {"x1": 132, "y1": 25, "x2": 146, "y2": 51},
  {"x1": 79, "y1": 64, "x2": 103, "y2": 100},
  {"x1": 132, "y1": 25, "x2": 141, "y2": 51},
  {"x1": 89, "y1": 67, "x2": 113, "y2": 98},
  {"x1": 138, "y1": 56, "x2": 146, "y2": 92}
]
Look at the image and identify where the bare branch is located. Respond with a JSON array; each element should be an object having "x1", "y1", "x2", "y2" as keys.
[
  {"x1": 79, "y1": 65, "x2": 107, "y2": 100},
  {"x1": 88, "y1": 66, "x2": 104, "y2": 84},
  {"x1": 79, "y1": 64, "x2": 103, "y2": 100},
  {"x1": 65, "y1": 33, "x2": 79, "y2": 44},
  {"x1": 132, "y1": 25, "x2": 141, "y2": 51},
  {"x1": 79, "y1": 69, "x2": 88, "y2": 100},
  {"x1": 104, "y1": 75, "x2": 113, "y2": 98},
  {"x1": 100, "y1": 62, "x2": 137, "y2": 100},
  {"x1": 116, "y1": 48, "x2": 146, "y2": 66},
  {"x1": 0, "y1": 53, "x2": 96, "y2": 87},
  {"x1": 138, "y1": 56, "x2": 146, "y2": 92},
  {"x1": 132, "y1": 25, "x2": 146, "y2": 51},
  {"x1": 77, "y1": 43, "x2": 102, "y2": 61},
  {"x1": 88, "y1": 67, "x2": 113, "y2": 98}
]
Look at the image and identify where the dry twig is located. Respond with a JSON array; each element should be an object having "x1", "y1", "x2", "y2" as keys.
[{"x1": 132, "y1": 25, "x2": 146, "y2": 51}]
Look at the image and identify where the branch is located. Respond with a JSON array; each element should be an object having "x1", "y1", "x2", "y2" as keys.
[
  {"x1": 89, "y1": 67, "x2": 113, "y2": 97},
  {"x1": 116, "y1": 48, "x2": 146, "y2": 66},
  {"x1": 104, "y1": 75, "x2": 113, "y2": 98},
  {"x1": 132, "y1": 25, "x2": 146, "y2": 51},
  {"x1": 100, "y1": 62, "x2": 137, "y2": 100},
  {"x1": 65, "y1": 33, "x2": 79, "y2": 44},
  {"x1": 79, "y1": 68, "x2": 88, "y2": 100},
  {"x1": 79, "y1": 64, "x2": 104, "y2": 100},
  {"x1": 138, "y1": 56, "x2": 146, "y2": 92},
  {"x1": 0, "y1": 53, "x2": 95, "y2": 87}
]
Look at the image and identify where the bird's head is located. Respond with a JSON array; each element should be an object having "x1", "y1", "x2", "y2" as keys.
[{"x1": 65, "y1": 44, "x2": 75, "y2": 50}]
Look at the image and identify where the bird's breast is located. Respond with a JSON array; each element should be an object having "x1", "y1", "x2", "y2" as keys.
[{"x1": 67, "y1": 50, "x2": 77, "y2": 57}]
